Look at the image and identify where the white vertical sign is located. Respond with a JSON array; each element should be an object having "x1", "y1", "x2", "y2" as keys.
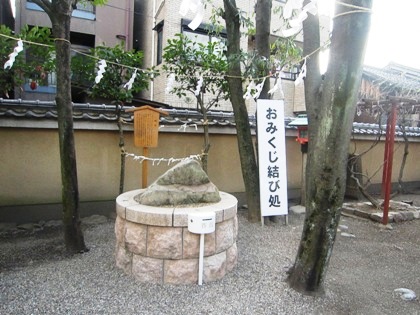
[{"x1": 257, "y1": 99, "x2": 288, "y2": 217}]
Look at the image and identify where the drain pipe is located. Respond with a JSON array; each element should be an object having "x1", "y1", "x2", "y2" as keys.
[
  {"x1": 150, "y1": 0, "x2": 165, "y2": 101},
  {"x1": 125, "y1": 0, "x2": 131, "y2": 51},
  {"x1": 150, "y1": 0, "x2": 157, "y2": 101}
]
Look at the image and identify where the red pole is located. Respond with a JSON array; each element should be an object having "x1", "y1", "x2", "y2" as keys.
[
  {"x1": 382, "y1": 101, "x2": 398, "y2": 225},
  {"x1": 381, "y1": 113, "x2": 392, "y2": 198}
]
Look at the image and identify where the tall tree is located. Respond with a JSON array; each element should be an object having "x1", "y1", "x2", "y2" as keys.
[
  {"x1": 254, "y1": 0, "x2": 272, "y2": 224},
  {"x1": 221, "y1": 0, "x2": 300, "y2": 222},
  {"x1": 72, "y1": 43, "x2": 152, "y2": 194},
  {"x1": 287, "y1": 0, "x2": 373, "y2": 294},
  {"x1": 223, "y1": 0, "x2": 261, "y2": 222},
  {"x1": 162, "y1": 34, "x2": 229, "y2": 173},
  {"x1": 255, "y1": 0, "x2": 272, "y2": 99},
  {"x1": 30, "y1": 0, "x2": 105, "y2": 254}
]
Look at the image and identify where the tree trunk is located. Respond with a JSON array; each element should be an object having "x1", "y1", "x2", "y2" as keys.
[
  {"x1": 117, "y1": 104, "x2": 125, "y2": 194},
  {"x1": 201, "y1": 107, "x2": 210, "y2": 174},
  {"x1": 49, "y1": 1, "x2": 87, "y2": 253},
  {"x1": 288, "y1": 0, "x2": 372, "y2": 294},
  {"x1": 198, "y1": 96, "x2": 210, "y2": 173},
  {"x1": 255, "y1": 0, "x2": 273, "y2": 224},
  {"x1": 255, "y1": 0, "x2": 272, "y2": 99},
  {"x1": 223, "y1": 0, "x2": 261, "y2": 222}
]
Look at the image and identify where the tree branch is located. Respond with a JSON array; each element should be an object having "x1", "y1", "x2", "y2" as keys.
[{"x1": 31, "y1": 0, "x2": 53, "y2": 17}]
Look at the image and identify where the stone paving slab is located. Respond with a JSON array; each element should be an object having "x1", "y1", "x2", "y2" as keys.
[
  {"x1": 287, "y1": 194, "x2": 420, "y2": 224},
  {"x1": 342, "y1": 200, "x2": 420, "y2": 223}
]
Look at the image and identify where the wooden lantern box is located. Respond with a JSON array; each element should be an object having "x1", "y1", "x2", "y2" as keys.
[
  {"x1": 125, "y1": 105, "x2": 168, "y2": 148},
  {"x1": 125, "y1": 105, "x2": 168, "y2": 187}
]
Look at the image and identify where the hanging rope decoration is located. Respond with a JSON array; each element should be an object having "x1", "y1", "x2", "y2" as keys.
[
  {"x1": 178, "y1": 123, "x2": 198, "y2": 131},
  {"x1": 243, "y1": 80, "x2": 256, "y2": 100},
  {"x1": 179, "y1": 0, "x2": 204, "y2": 31},
  {"x1": 230, "y1": 0, "x2": 317, "y2": 98},
  {"x1": 158, "y1": 124, "x2": 199, "y2": 131},
  {"x1": 125, "y1": 151, "x2": 202, "y2": 166},
  {"x1": 268, "y1": 71, "x2": 284, "y2": 98},
  {"x1": 95, "y1": 59, "x2": 107, "y2": 84},
  {"x1": 294, "y1": 58, "x2": 307, "y2": 86},
  {"x1": 281, "y1": 0, "x2": 318, "y2": 37},
  {"x1": 123, "y1": 69, "x2": 138, "y2": 90},
  {"x1": 165, "y1": 73, "x2": 176, "y2": 94},
  {"x1": 3, "y1": 39, "x2": 24, "y2": 69},
  {"x1": 0, "y1": 33, "x2": 144, "y2": 89},
  {"x1": 1, "y1": 0, "x2": 373, "y2": 96},
  {"x1": 356, "y1": 106, "x2": 362, "y2": 116},
  {"x1": 194, "y1": 76, "x2": 204, "y2": 96},
  {"x1": 241, "y1": 77, "x2": 268, "y2": 100},
  {"x1": 253, "y1": 78, "x2": 266, "y2": 99}
]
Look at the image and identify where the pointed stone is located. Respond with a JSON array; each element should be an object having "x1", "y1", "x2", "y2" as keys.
[
  {"x1": 155, "y1": 159, "x2": 210, "y2": 186},
  {"x1": 135, "y1": 159, "x2": 221, "y2": 206}
]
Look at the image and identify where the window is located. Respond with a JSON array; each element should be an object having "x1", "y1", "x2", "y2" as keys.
[
  {"x1": 26, "y1": 0, "x2": 95, "y2": 20},
  {"x1": 74, "y1": 1, "x2": 94, "y2": 13},
  {"x1": 280, "y1": 65, "x2": 300, "y2": 81},
  {"x1": 181, "y1": 19, "x2": 227, "y2": 45},
  {"x1": 153, "y1": 20, "x2": 164, "y2": 65},
  {"x1": 181, "y1": 19, "x2": 227, "y2": 61}
]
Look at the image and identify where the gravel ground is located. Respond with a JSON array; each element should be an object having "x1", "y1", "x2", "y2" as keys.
[{"x1": 0, "y1": 211, "x2": 419, "y2": 315}]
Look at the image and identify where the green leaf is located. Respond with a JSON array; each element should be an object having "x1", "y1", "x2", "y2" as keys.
[
  {"x1": 71, "y1": 43, "x2": 154, "y2": 103},
  {"x1": 162, "y1": 33, "x2": 230, "y2": 112}
]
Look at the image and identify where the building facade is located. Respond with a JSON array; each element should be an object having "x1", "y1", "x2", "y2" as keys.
[
  {"x1": 13, "y1": 0, "x2": 135, "y2": 101},
  {"x1": 357, "y1": 63, "x2": 420, "y2": 126},
  {"x1": 1, "y1": 0, "x2": 14, "y2": 30},
  {"x1": 10, "y1": 0, "x2": 332, "y2": 115},
  {"x1": 134, "y1": 0, "x2": 328, "y2": 115}
]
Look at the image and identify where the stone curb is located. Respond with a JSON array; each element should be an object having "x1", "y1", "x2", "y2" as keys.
[{"x1": 342, "y1": 201, "x2": 420, "y2": 223}]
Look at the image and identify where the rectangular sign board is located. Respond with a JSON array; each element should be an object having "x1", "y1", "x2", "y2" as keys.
[{"x1": 257, "y1": 99, "x2": 288, "y2": 217}]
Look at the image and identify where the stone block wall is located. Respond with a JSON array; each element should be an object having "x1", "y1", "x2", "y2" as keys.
[{"x1": 115, "y1": 190, "x2": 238, "y2": 284}]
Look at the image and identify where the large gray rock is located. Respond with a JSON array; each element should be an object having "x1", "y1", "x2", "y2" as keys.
[{"x1": 135, "y1": 159, "x2": 221, "y2": 206}]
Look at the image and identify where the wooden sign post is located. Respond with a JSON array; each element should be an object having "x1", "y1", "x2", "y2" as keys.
[{"x1": 125, "y1": 106, "x2": 168, "y2": 188}]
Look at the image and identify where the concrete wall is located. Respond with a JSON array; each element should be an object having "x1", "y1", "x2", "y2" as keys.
[
  {"x1": 2, "y1": 123, "x2": 420, "y2": 207},
  {"x1": 0, "y1": 124, "x2": 303, "y2": 207},
  {"x1": 351, "y1": 138, "x2": 420, "y2": 185},
  {"x1": 1, "y1": 123, "x2": 420, "y2": 223}
]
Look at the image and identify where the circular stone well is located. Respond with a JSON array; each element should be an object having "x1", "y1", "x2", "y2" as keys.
[{"x1": 115, "y1": 189, "x2": 238, "y2": 284}]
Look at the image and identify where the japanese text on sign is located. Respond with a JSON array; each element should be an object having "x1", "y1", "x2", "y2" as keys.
[{"x1": 257, "y1": 100, "x2": 288, "y2": 217}]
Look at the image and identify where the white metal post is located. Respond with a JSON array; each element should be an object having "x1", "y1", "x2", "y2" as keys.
[{"x1": 198, "y1": 233, "x2": 204, "y2": 285}]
